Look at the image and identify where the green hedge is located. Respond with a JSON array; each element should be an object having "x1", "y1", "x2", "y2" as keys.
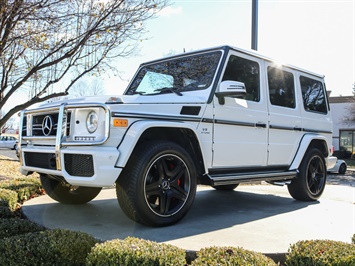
[
  {"x1": 286, "y1": 240, "x2": 355, "y2": 266},
  {"x1": 0, "y1": 177, "x2": 43, "y2": 203},
  {"x1": 86, "y1": 237, "x2": 187, "y2": 266},
  {"x1": 0, "y1": 218, "x2": 45, "y2": 239},
  {"x1": 0, "y1": 188, "x2": 18, "y2": 211},
  {"x1": 0, "y1": 229, "x2": 98, "y2": 266},
  {"x1": 191, "y1": 246, "x2": 277, "y2": 265},
  {"x1": 0, "y1": 206, "x2": 14, "y2": 218}
]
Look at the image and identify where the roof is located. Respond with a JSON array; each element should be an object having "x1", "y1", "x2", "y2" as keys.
[{"x1": 140, "y1": 45, "x2": 324, "y2": 79}]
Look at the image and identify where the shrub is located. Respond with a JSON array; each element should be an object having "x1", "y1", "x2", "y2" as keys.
[
  {"x1": 0, "y1": 229, "x2": 98, "y2": 266},
  {"x1": 191, "y1": 246, "x2": 277, "y2": 265},
  {"x1": 0, "y1": 177, "x2": 43, "y2": 202},
  {"x1": 86, "y1": 237, "x2": 187, "y2": 266},
  {"x1": 0, "y1": 218, "x2": 45, "y2": 239},
  {"x1": 286, "y1": 240, "x2": 355, "y2": 266},
  {"x1": 352, "y1": 234, "x2": 355, "y2": 244},
  {"x1": 0, "y1": 205, "x2": 14, "y2": 218},
  {"x1": 0, "y1": 188, "x2": 18, "y2": 211}
]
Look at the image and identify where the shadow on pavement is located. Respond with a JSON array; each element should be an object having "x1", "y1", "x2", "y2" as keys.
[{"x1": 23, "y1": 186, "x2": 317, "y2": 244}]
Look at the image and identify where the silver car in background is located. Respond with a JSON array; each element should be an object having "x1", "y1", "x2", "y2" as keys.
[{"x1": 0, "y1": 135, "x2": 18, "y2": 150}]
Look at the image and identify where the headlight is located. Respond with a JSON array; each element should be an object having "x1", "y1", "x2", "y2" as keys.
[{"x1": 86, "y1": 111, "x2": 98, "y2": 133}]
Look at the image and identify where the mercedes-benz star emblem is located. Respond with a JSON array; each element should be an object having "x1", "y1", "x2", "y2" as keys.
[{"x1": 42, "y1": 115, "x2": 53, "y2": 136}]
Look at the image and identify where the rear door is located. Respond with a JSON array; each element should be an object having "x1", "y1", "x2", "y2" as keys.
[{"x1": 266, "y1": 65, "x2": 303, "y2": 166}]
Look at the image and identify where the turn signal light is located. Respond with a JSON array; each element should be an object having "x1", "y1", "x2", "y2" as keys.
[{"x1": 113, "y1": 119, "x2": 128, "y2": 127}]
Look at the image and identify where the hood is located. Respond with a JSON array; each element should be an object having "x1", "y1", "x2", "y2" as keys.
[{"x1": 38, "y1": 93, "x2": 208, "y2": 108}]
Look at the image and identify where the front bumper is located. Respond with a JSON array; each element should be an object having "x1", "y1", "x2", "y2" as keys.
[
  {"x1": 19, "y1": 102, "x2": 121, "y2": 187},
  {"x1": 20, "y1": 146, "x2": 121, "y2": 187}
]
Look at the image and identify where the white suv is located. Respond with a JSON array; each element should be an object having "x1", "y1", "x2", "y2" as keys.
[{"x1": 18, "y1": 46, "x2": 334, "y2": 226}]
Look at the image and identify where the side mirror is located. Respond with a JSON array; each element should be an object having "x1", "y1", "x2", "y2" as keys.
[{"x1": 215, "y1": 80, "x2": 247, "y2": 105}]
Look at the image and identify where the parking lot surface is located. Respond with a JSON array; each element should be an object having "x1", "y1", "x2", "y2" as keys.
[{"x1": 22, "y1": 182, "x2": 355, "y2": 253}]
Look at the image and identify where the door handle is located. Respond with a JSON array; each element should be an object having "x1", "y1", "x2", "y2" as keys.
[{"x1": 256, "y1": 123, "x2": 267, "y2": 128}]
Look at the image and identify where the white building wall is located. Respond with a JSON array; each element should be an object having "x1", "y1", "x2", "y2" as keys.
[{"x1": 330, "y1": 102, "x2": 354, "y2": 150}]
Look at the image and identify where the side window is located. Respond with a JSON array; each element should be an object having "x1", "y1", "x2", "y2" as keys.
[
  {"x1": 222, "y1": 55, "x2": 260, "y2": 102},
  {"x1": 268, "y1": 67, "x2": 295, "y2": 108},
  {"x1": 300, "y1": 76, "x2": 327, "y2": 114}
]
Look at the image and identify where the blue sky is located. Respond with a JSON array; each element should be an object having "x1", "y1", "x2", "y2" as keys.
[{"x1": 105, "y1": 0, "x2": 355, "y2": 97}]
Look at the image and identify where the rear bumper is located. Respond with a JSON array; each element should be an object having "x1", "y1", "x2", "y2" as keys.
[{"x1": 327, "y1": 156, "x2": 337, "y2": 170}]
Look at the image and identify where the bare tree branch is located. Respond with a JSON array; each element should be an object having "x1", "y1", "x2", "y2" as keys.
[{"x1": 0, "y1": 0, "x2": 168, "y2": 128}]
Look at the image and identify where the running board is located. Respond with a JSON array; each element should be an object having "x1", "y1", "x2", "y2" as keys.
[{"x1": 207, "y1": 171, "x2": 297, "y2": 186}]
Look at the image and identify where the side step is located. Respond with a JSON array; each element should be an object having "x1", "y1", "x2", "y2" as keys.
[{"x1": 207, "y1": 171, "x2": 297, "y2": 186}]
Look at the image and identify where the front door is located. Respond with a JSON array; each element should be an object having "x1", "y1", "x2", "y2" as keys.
[{"x1": 212, "y1": 53, "x2": 268, "y2": 169}]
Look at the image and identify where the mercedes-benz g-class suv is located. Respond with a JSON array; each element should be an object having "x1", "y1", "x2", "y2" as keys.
[{"x1": 18, "y1": 45, "x2": 334, "y2": 226}]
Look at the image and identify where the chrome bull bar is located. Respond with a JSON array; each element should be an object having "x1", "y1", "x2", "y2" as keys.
[{"x1": 19, "y1": 102, "x2": 110, "y2": 171}]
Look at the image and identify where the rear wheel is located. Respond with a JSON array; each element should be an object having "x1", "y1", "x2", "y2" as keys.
[
  {"x1": 116, "y1": 141, "x2": 197, "y2": 227},
  {"x1": 288, "y1": 148, "x2": 326, "y2": 201},
  {"x1": 40, "y1": 174, "x2": 102, "y2": 204},
  {"x1": 338, "y1": 163, "x2": 347, "y2": 175}
]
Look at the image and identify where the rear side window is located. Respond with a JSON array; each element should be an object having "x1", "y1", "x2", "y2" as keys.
[
  {"x1": 268, "y1": 67, "x2": 295, "y2": 108},
  {"x1": 300, "y1": 76, "x2": 327, "y2": 114},
  {"x1": 222, "y1": 55, "x2": 260, "y2": 102}
]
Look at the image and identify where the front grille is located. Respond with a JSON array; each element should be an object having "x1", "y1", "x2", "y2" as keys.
[
  {"x1": 24, "y1": 152, "x2": 56, "y2": 170},
  {"x1": 64, "y1": 154, "x2": 94, "y2": 177},
  {"x1": 24, "y1": 112, "x2": 71, "y2": 137}
]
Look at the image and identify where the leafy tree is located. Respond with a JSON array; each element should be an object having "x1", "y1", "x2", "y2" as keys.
[{"x1": 0, "y1": 0, "x2": 168, "y2": 128}]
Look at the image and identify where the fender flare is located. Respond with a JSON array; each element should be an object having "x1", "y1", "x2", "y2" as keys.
[
  {"x1": 115, "y1": 120, "x2": 203, "y2": 168},
  {"x1": 289, "y1": 133, "x2": 329, "y2": 171}
]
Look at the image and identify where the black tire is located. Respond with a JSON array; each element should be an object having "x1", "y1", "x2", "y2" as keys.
[
  {"x1": 288, "y1": 148, "x2": 326, "y2": 201},
  {"x1": 40, "y1": 174, "x2": 102, "y2": 204},
  {"x1": 116, "y1": 141, "x2": 197, "y2": 227},
  {"x1": 338, "y1": 163, "x2": 347, "y2": 175},
  {"x1": 212, "y1": 184, "x2": 239, "y2": 191}
]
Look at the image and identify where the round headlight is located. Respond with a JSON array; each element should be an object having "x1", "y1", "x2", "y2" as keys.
[{"x1": 86, "y1": 111, "x2": 98, "y2": 133}]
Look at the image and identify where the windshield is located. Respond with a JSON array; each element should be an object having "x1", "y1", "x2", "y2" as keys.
[{"x1": 125, "y1": 51, "x2": 222, "y2": 96}]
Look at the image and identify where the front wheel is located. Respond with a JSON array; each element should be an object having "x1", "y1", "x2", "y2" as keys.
[
  {"x1": 288, "y1": 148, "x2": 326, "y2": 201},
  {"x1": 116, "y1": 141, "x2": 197, "y2": 227},
  {"x1": 40, "y1": 175, "x2": 102, "y2": 204}
]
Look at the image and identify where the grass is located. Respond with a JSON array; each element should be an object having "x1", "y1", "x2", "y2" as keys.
[{"x1": 0, "y1": 155, "x2": 39, "y2": 181}]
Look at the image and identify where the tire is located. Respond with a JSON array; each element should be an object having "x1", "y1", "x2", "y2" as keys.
[
  {"x1": 116, "y1": 141, "x2": 197, "y2": 227},
  {"x1": 288, "y1": 148, "x2": 326, "y2": 201},
  {"x1": 40, "y1": 174, "x2": 102, "y2": 204},
  {"x1": 338, "y1": 163, "x2": 347, "y2": 175},
  {"x1": 212, "y1": 184, "x2": 239, "y2": 191}
]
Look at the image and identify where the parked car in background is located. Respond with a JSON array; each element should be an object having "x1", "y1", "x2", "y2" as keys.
[
  {"x1": 0, "y1": 135, "x2": 18, "y2": 150},
  {"x1": 328, "y1": 158, "x2": 347, "y2": 174}
]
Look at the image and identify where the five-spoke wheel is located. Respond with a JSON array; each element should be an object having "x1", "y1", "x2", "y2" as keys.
[
  {"x1": 288, "y1": 148, "x2": 326, "y2": 201},
  {"x1": 116, "y1": 141, "x2": 197, "y2": 226}
]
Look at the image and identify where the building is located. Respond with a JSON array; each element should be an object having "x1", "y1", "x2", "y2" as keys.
[{"x1": 329, "y1": 95, "x2": 355, "y2": 158}]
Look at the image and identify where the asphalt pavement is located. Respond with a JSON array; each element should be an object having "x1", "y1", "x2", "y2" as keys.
[{"x1": 22, "y1": 183, "x2": 355, "y2": 253}]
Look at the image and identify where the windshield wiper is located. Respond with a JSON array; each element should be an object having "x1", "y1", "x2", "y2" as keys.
[
  {"x1": 132, "y1": 91, "x2": 146, "y2": 95},
  {"x1": 154, "y1": 87, "x2": 183, "y2": 96}
]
